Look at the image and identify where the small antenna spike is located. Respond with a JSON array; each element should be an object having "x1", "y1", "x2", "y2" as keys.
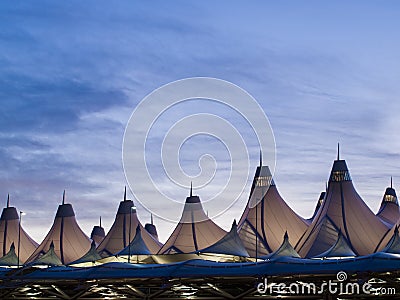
[
  {"x1": 190, "y1": 182, "x2": 193, "y2": 197},
  {"x1": 99, "y1": 216, "x2": 102, "y2": 227},
  {"x1": 391, "y1": 176, "x2": 393, "y2": 189},
  {"x1": 7, "y1": 194, "x2": 9, "y2": 208},
  {"x1": 337, "y1": 143, "x2": 340, "y2": 160},
  {"x1": 124, "y1": 186, "x2": 127, "y2": 202},
  {"x1": 259, "y1": 149, "x2": 262, "y2": 167},
  {"x1": 151, "y1": 213, "x2": 153, "y2": 225},
  {"x1": 62, "y1": 190, "x2": 66, "y2": 205}
]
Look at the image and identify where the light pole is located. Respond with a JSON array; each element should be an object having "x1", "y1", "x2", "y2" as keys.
[
  {"x1": 18, "y1": 211, "x2": 26, "y2": 268},
  {"x1": 128, "y1": 205, "x2": 136, "y2": 263}
]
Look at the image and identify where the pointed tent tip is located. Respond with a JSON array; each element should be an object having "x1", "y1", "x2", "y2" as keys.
[
  {"x1": 150, "y1": 213, "x2": 153, "y2": 225},
  {"x1": 6, "y1": 194, "x2": 10, "y2": 208},
  {"x1": 62, "y1": 190, "x2": 66, "y2": 205},
  {"x1": 259, "y1": 149, "x2": 262, "y2": 167},
  {"x1": 232, "y1": 219, "x2": 237, "y2": 229},
  {"x1": 337, "y1": 142, "x2": 340, "y2": 160},
  {"x1": 190, "y1": 182, "x2": 193, "y2": 197},
  {"x1": 391, "y1": 176, "x2": 393, "y2": 189},
  {"x1": 99, "y1": 216, "x2": 102, "y2": 228},
  {"x1": 284, "y1": 231, "x2": 289, "y2": 240},
  {"x1": 124, "y1": 186, "x2": 127, "y2": 202}
]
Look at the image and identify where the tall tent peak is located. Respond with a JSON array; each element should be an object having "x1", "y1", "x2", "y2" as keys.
[
  {"x1": 150, "y1": 213, "x2": 153, "y2": 225},
  {"x1": 124, "y1": 186, "x2": 127, "y2": 202},
  {"x1": 62, "y1": 190, "x2": 66, "y2": 205},
  {"x1": 99, "y1": 216, "x2": 102, "y2": 227},
  {"x1": 6, "y1": 194, "x2": 9, "y2": 208},
  {"x1": 329, "y1": 159, "x2": 351, "y2": 182},
  {"x1": 391, "y1": 176, "x2": 393, "y2": 189},
  {"x1": 190, "y1": 182, "x2": 193, "y2": 197},
  {"x1": 259, "y1": 149, "x2": 262, "y2": 167}
]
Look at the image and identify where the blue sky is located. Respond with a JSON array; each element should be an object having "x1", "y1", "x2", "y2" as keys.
[{"x1": 1, "y1": 1, "x2": 400, "y2": 242}]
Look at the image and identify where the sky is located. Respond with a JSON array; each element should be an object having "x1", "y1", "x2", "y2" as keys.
[{"x1": 1, "y1": 1, "x2": 400, "y2": 243}]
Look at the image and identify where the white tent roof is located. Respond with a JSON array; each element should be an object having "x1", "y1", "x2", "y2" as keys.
[
  {"x1": 117, "y1": 225, "x2": 151, "y2": 256},
  {"x1": 158, "y1": 188, "x2": 226, "y2": 254},
  {"x1": 68, "y1": 240, "x2": 102, "y2": 266},
  {"x1": 199, "y1": 220, "x2": 249, "y2": 257},
  {"x1": 313, "y1": 230, "x2": 356, "y2": 258},
  {"x1": 29, "y1": 241, "x2": 63, "y2": 266},
  {"x1": 0, "y1": 242, "x2": 20, "y2": 267},
  {"x1": 296, "y1": 157, "x2": 390, "y2": 257},
  {"x1": 97, "y1": 189, "x2": 162, "y2": 256},
  {"x1": 263, "y1": 232, "x2": 300, "y2": 260},
  {"x1": 238, "y1": 164, "x2": 308, "y2": 257},
  {"x1": 26, "y1": 193, "x2": 91, "y2": 265},
  {"x1": 0, "y1": 196, "x2": 38, "y2": 263},
  {"x1": 377, "y1": 180, "x2": 399, "y2": 225}
]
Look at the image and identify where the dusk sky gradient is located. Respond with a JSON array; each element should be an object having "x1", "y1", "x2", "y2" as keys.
[{"x1": 1, "y1": 1, "x2": 400, "y2": 242}]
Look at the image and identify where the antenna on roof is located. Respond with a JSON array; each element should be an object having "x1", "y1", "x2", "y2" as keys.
[
  {"x1": 124, "y1": 186, "x2": 127, "y2": 202},
  {"x1": 6, "y1": 194, "x2": 9, "y2": 208},
  {"x1": 391, "y1": 176, "x2": 393, "y2": 189},
  {"x1": 337, "y1": 143, "x2": 340, "y2": 160},
  {"x1": 151, "y1": 213, "x2": 153, "y2": 225},
  {"x1": 190, "y1": 182, "x2": 193, "y2": 197},
  {"x1": 62, "y1": 190, "x2": 66, "y2": 205},
  {"x1": 99, "y1": 216, "x2": 102, "y2": 227},
  {"x1": 259, "y1": 149, "x2": 262, "y2": 167}
]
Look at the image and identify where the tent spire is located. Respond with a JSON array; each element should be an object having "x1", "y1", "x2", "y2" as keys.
[
  {"x1": 337, "y1": 143, "x2": 340, "y2": 160},
  {"x1": 391, "y1": 176, "x2": 393, "y2": 189},
  {"x1": 62, "y1": 190, "x2": 66, "y2": 205},
  {"x1": 124, "y1": 186, "x2": 127, "y2": 202},
  {"x1": 6, "y1": 194, "x2": 9, "y2": 208},
  {"x1": 99, "y1": 216, "x2": 102, "y2": 227},
  {"x1": 151, "y1": 213, "x2": 153, "y2": 225},
  {"x1": 259, "y1": 149, "x2": 262, "y2": 167},
  {"x1": 190, "y1": 182, "x2": 193, "y2": 197}
]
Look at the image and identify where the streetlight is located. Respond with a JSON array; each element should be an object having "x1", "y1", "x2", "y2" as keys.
[
  {"x1": 128, "y1": 205, "x2": 136, "y2": 263},
  {"x1": 18, "y1": 211, "x2": 26, "y2": 268}
]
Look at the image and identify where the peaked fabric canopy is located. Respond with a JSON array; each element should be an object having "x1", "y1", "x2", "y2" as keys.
[
  {"x1": 377, "y1": 182, "x2": 399, "y2": 225},
  {"x1": 96, "y1": 191, "x2": 162, "y2": 257},
  {"x1": 145, "y1": 215, "x2": 159, "y2": 241},
  {"x1": 296, "y1": 158, "x2": 391, "y2": 257},
  {"x1": 117, "y1": 225, "x2": 151, "y2": 256},
  {"x1": 238, "y1": 165, "x2": 308, "y2": 257},
  {"x1": 199, "y1": 220, "x2": 249, "y2": 257},
  {"x1": 90, "y1": 217, "x2": 105, "y2": 246},
  {"x1": 0, "y1": 243, "x2": 20, "y2": 267},
  {"x1": 263, "y1": 232, "x2": 300, "y2": 260},
  {"x1": 313, "y1": 230, "x2": 356, "y2": 258},
  {"x1": 158, "y1": 190, "x2": 226, "y2": 254},
  {"x1": 29, "y1": 241, "x2": 63, "y2": 266},
  {"x1": 0, "y1": 198, "x2": 38, "y2": 263},
  {"x1": 26, "y1": 196, "x2": 91, "y2": 265},
  {"x1": 69, "y1": 240, "x2": 102, "y2": 265}
]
